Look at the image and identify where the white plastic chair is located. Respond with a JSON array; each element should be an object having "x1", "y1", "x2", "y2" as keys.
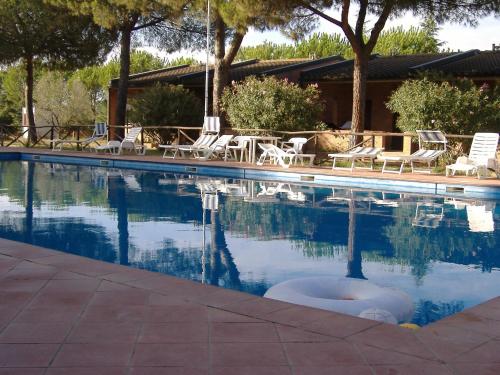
[
  {"x1": 256, "y1": 143, "x2": 296, "y2": 168},
  {"x1": 225, "y1": 136, "x2": 250, "y2": 162},
  {"x1": 95, "y1": 127, "x2": 144, "y2": 155},
  {"x1": 446, "y1": 133, "x2": 499, "y2": 179}
]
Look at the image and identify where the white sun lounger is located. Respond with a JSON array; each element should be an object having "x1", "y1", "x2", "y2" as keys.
[
  {"x1": 446, "y1": 133, "x2": 499, "y2": 179},
  {"x1": 329, "y1": 147, "x2": 384, "y2": 171},
  {"x1": 256, "y1": 143, "x2": 296, "y2": 168},
  {"x1": 381, "y1": 130, "x2": 447, "y2": 174},
  {"x1": 159, "y1": 116, "x2": 220, "y2": 159},
  {"x1": 190, "y1": 135, "x2": 234, "y2": 160},
  {"x1": 50, "y1": 122, "x2": 107, "y2": 151}
]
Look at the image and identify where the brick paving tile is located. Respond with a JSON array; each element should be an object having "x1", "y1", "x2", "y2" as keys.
[
  {"x1": 40, "y1": 279, "x2": 100, "y2": 293},
  {"x1": 0, "y1": 322, "x2": 72, "y2": 343},
  {"x1": 449, "y1": 363, "x2": 500, "y2": 375},
  {"x1": 0, "y1": 291, "x2": 34, "y2": 309},
  {"x1": 27, "y1": 291, "x2": 93, "y2": 309},
  {"x1": 438, "y1": 312, "x2": 500, "y2": 338},
  {"x1": 46, "y1": 368, "x2": 128, "y2": 375},
  {"x1": 210, "y1": 322, "x2": 279, "y2": 343},
  {"x1": 67, "y1": 322, "x2": 141, "y2": 343},
  {"x1": 211, "y1": 343, "x2": 288, "y2": 367},
  {"x1": 0, "y1": 241, "x2": 55, "y2": 260},
  {"x1": 79, "y1": 305, "x2": 149, "y2": 323},
  {"x1": 210, "y1": 322, "x2": 280, "y2": 342},
  {"x1": 276, "y1": 325, "x2": 333, "y2": 343},
  {"x1": 51, "y1": 270, "x2": 92, "y2": 280},
  {"x1": 222, "y1": 297, "x2": 293, "y2": 318},
  {"x1": 212, "y1": 366, "x2": 292, "y2": 375},
  {"x1": 89, "y1": 290, "x2": 151, "y2": 306},
  {"x1": 100, "y1": 268, "x2": 155, "y2": 283},
  {"x1": 0, "y1": 306, "x2": 21, "y2": 331},
  {"x1": 147, "y1": 305, "x2": 209, "y2": 322},
  {"x1": 354, "y1": 344, "x2": 439, "y2": 365},
  {"x1": 261, "y1": 305, "x2": 333, "y2": 326},
  {"x1": 0, "y1": 343, "x2": 59, "y2": 367},
  {"x1": 465, "y1": 304, "x2": 500, "y2": 322},
  {"x1": 0, "y1": 369, "x2": 45, "y2": 375},
  {"x1": 0, "y1": 279, "x2": 46, "y2": 293},
  {"x1": 293, "y1": 365, "x2": 373, "y2": 375},
  {"x1": 284, "y1": 341, "x2": 363, "y2": 366},
  {"x1": 208, "y1": 308, "x2": 262, "y2": 323},
  {"x1": 52, "y1": 343, "x2": 134, "y2": 367},
  {"x1": 14, "y1": 306, "x2": 83, "y2": 324},
  {"x1": 3, "y1": 262, "x2": 58, "y2": 280},
  {"x1": 148, "y1": 292, "x2": 190, "y2": 306},
  {"x1": 190, "y1": 286, "x2": 255, "y2": 307},
  {"x1": 131, "y1": 343, "x2": 208, "y2": 367},
  {"x1": 300, "y1": 312, "x2": 380, "y2": 339},
  {"x1": 347, "y1": 323, "x2": 437, "y2": 360},
  {"x1": 138, "y1": 322, "x2": 208, "y2": 343},
  {"x1": 415, "y1": 323, "x2": 491, "y2": 361},
  {"x1": 130, "y1": 367, "x2": 208, "y2": 375},
  {"x1": 449, "y1": 340, "x2": 500, "y2": 363},
  {"x1": 371, "y1": 364, "x2": 453, "y2": 375}
]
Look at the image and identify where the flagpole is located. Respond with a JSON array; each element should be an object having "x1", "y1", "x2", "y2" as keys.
[{"x1": 204, "y1": 0, "x2": 211, "y2": 117}]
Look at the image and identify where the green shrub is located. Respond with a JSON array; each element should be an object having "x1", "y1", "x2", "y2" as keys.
[
  {"x1": 128, "y1": 83, "x2": 203, "y2": 144},
  {"x1": 221, "y1": 76, "x2": 325, "y2": 133},
  {"x1": 386, "y1": 78, "x2": 500, "y2": 135}
]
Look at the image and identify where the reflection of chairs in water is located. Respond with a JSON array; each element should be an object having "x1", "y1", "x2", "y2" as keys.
[
  {"x1": 122, "y1": 174, "x2": 141, "y2": 192},
  {"x1": 373, "y1": 192, "x2": 403, "y2": 207},
  {"x1": 412, "y1": 202, "x2": 444, "y2": 228},
  {"x1": 466, "y1": 205, "x2": 494, "y2": 232},
  {"x1": 256, "y1": 182, "x2": 308, "y2": 203}
]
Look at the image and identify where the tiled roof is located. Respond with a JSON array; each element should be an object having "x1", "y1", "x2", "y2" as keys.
[
  {"x1": 301, "y1": 50, "x2": 499, "y2": 81},
  {"x1": 110, "y1": 50, "x2": 499, "y2": 88}
]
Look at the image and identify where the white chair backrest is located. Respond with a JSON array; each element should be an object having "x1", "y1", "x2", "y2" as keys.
[
  {"x1": 94, "y1": 122, "x2": 107, "y2": 137},
  {"x1": 469, "y1": 133, "x2": 499, "y2": 162},
  {"x1": 124, "y1": 127, "x2": 142, "y2": 143},
  {"x1": 195, "y1": 134, "x2": 217, "y2": 148},
  {"x1": 288, "y1": 137, "x2": 308, "y2": 153},
  {"x1": 202, "y1": 116, "x2": 220, "y2": 135},
  {"x1": 417, "y1": 130, "x2": 447, "y2": 150},
  {"x1": 211, "y1": 135, "x2": 233, "y2": 150},
  {"x1": 233, "y1": 136, "x2": 251, "y2": 147}
]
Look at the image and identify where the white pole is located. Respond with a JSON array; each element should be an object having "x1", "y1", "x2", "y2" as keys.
[{"x1": 204, "y1": 0, "x2": 211, "y2": 117}]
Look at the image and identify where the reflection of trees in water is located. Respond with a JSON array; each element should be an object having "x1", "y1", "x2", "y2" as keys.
[{"x1": 412, "y1": 300, "x2": 464, "y2": 326}]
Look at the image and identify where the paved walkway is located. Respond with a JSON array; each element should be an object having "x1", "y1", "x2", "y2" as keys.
[
  {"x1": 2, "y1": 147, "x2": 500, "y2": 189},
  {"x1": 1, "y1": 238, "x2": 499, "y2": 374}
]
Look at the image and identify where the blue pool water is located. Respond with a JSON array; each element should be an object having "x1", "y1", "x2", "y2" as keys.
[{"x1": 0, "y1": 160, "x2": 499, "y2": 325}]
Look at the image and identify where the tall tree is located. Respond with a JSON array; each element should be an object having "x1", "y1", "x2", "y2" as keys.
[
  {"x1": 267, "y1": 0, "x2": 499, "y2": 137},
  {"x1": 51, "y1": 0, "x2": 190, "y2": 138},
  {"x1": 0, "y1": 0, "x2": 115, "y2": 144}
]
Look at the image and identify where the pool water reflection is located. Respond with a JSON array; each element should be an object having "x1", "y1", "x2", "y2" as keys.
[{"x1": 0, "y1": 160, "x2": 499, "y2": 326}]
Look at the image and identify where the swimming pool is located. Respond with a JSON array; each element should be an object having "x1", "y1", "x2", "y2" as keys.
[{"x1": 0, "y1": 160, "x2": 499, "y2": 326}]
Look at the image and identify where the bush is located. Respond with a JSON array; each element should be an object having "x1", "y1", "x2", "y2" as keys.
[
  {"x1": 128, "y1": 83, "x2": 203, "y2": 144},
  {"x1": 386, "y1": 78, "x2": 500, "y2": 135},
  {"x1": 221, "y1": 76, "x2": 325, "y2": 133}
]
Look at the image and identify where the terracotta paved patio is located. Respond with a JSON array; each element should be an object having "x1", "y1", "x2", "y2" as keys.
[{"x1": 1, "y1": 238, "x2": 499, "y2": 374}]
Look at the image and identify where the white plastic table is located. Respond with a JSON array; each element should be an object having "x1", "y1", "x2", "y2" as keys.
[{"x1": 247, "y1": 136, "x2": 281, "y2": 164}]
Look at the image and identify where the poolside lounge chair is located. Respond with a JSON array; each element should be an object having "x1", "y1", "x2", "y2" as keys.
[
  {"x1": 381, "y1": 130, "x2": 448, "y2": 174},
  {"x1": 190, "y1": 135, "x2": 234, "y2": 160},
  {"x1": 281, "y1": 137, "x2": 316, "y2": 166},
  {"x1": 50, "y1": 122, "x2": 107, "y2": 151},
  {"x1": 95, "y1": 127, "x2": 145, "y2": 155},
  {"x1": 159, "y1": 116, "x2": 220, "y2": 159},
  {"x1": 329, "y1": 147, "x2": 384, "y2": 171},
  {"x1": 446, "y1": 133, "x2": 499, "y2": 179},
  {"x1": 256, "y1": 143, "x2": 296, "y2": 168}
]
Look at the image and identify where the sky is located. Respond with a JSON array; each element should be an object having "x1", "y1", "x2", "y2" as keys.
[{"x1": 158, "y1": 9, "x2": 499, "y2": 62}]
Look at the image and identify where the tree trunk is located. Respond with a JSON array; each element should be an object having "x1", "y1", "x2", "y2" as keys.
[
  {"x1": 25, "y1": 55, "x2": 37, "y2": 145},
  {"x1": 351, "y1": 52, "x2": 368, "y2": 146},
  {"x1": 212, "y1": 13, "x2": 227, "y2": 118},
  {"x1": 114, "y1": 25, "x2": 134, "y2": 139}
]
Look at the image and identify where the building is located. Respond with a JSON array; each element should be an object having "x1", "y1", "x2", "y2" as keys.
[{"x1": 108, "y1": 49, "x2": 499, "y2": 150}]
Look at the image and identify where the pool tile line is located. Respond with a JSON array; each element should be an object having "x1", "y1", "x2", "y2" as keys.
[{"x1": 1, "y1": 239, "x2": 500, "y2": 374}]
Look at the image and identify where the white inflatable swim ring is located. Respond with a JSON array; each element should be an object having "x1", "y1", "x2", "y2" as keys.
[{"x1": 264, "y1": 277, "x2": 414, "y2": 323}]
